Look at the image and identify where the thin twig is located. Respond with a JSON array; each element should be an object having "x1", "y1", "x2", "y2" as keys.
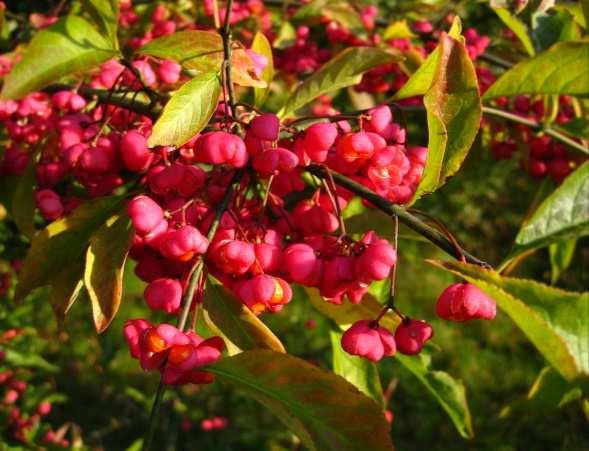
[
  {"x1": 220, "y1": 0, "x2": 236, "y2": 116},
  {"x1": 483, "y1": 106, "x2": 589, "y2": 155}
]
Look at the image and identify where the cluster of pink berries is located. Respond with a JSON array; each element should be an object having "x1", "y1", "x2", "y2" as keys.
[
  {"x1": 284, "y1": 231, "x2": 396, "y2": 304},
  {"x1": 124, "y1": 320, "x2": 224, "y2": 385},
  {"x1": 0, "y1": 0, "x2": 503, "y2": 391},
  {"x1": 0, "y1": 57, "x2": 183, "y2": 221},
  {"x1": 341, "y1": 283, "x2": 496, "y2": 362},
  {"x1": 121, "y1": 106, "x2": 420, "y2": 380}
]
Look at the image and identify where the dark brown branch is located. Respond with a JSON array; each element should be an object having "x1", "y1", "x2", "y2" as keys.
[{"x1": 307, "y1": 165, "x2": 491, "y2": 268}]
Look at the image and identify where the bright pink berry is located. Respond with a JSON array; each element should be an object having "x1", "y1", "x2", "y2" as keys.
[
  {"x1": 144, "y1": 278, "x2": 183, "y2": 313},
  {"x1": 365, "y1": 105, "x2": 392, "y2": 133},
  {"x1": 128, "y1": 195, "x2": 165, "y2": 236},
  {"x1": 158, "y1": 225, "x2": 209, "y2": 261},
  {"x1": 249, "y1": 113, "x2": 280, "y2": 141},
  {"x1": 341, "y1": 320, "x2": 396, "y2": 362},
  {"x1": 238, "y1": 274, "x2": 292, "y2": 314},
  {"x1": 336, "y1": 132, "x2": 377, "y2": 163},
  {"x1": 252, "y1": 147, "x2": 299, "y2": 176},
  {"x1": 123, "y1": 319, "x2": 152, "y2": 358},
  {"x1": 356, "y1": 237, "x2": 397, "y2": 283},
  {"x1": 158, "y1": 59, "x2": 181, "y2": 84},
  {"x1": 284, "y1": 243, "x2": 323, "y2": 286},
  {"x1": 120, "y1": 130, "x2": 153, "y2": 172},
  {"x1": 303, "y1": 122, "x2": 338, "y2": 152},
  {"x1": 4, "y1": 389, "x2": 19, "y2": 404},
  {"x1": 195, "y1": 131, "x2": 248, "y2": 168},
  {"x1": 436, "y1": 282, "x2": 496, "y2": 321},
  {"x1": 149, "y1": 163, "x2": 206, "y2": 197},
  {"x1": 37, "y1": 401, "x2": 52, "y2": 416},
  {"x1": 211, "y1": 239, "x2": 255, "y2": 275},
  {"x1": 394, "y1": 319, "x2": 433, "y2": 355}
]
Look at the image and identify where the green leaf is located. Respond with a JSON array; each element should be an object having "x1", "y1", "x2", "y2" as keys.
[
  {"x1": 138, "y1": 30, "x2": 265, "y2": 88},
  {"x1": 515, "y1": 161, "x2": 589, "y2": 251},
  {"x1": 84, "y1": 214, "x2": 133, "y2": 333},
  {"x1": 428, "y1": 260, "x2": 589, "y2": 382},
  {"x1": 393, "y1": 16, "x2": 462, "y2": 101},
  {"x1": 251, "y1": 32, "x2": 274, "y2": 108},
  {"x1": 411, "y1": 32, "x2": 482, "y2": 202},
  {"x1": 79, "y1": 0, "x2": 119, "y2": 47},
  {"x1": 15, "y1": 195, "x2": 125, "y2": 314},
  {"x1": 393, "y1": 47, "x2": 440, "y2": 100},
  {"x1": 395, "y1": 352, "x2": 473, "y2": 439},
  {"x1": 305, "y1": 287, "x2": 400, "y2": 330},
  {"x1": 483, "y1": 41, "x2": 589, "y2": 99},
  {"x1": 330, "y1": 329, "x2": 384, "y2": 406},
  {"x1": 549, "y1": 238, "x2": 577, "y2": 284},
  {"x1": 531, "y1": 9, "x2": 581, "y2": 52},
  {"x1": 11, "y1": 159, "x2": 36, "y2": 239},
  {"x1": 279, "y1": 47, "x2": 403, "y2": 118},
  {"x1": 148, "y1": 72, "x2": 220, "y2": 147},
  {"x1": 0, "y1": 15, "x2": 118, "y2": 100},
  {"x1": 208, "y1": 350, "x2": 393, "y2": 451},
  {"x1": 382, "y1": 20, "x2": 417, "y2": 40},
  {"x1": 494, "y1": 7, "x2": 535, "y2": 56},
  {"x1": 202, "y1": 276, "x2": 285, "y2": 355}
]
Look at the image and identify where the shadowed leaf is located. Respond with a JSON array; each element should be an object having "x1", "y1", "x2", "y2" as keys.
[
  {"x1": 208, "y1": 350, "x2": 393, "y2": 451},
  {"x1": 15, "y1": 196, "x2": 125, "y2": 322},
  {"x1": 11, "y1": 160, "x2": 36, "y2": 239},
  {"x1": 84, "y1": 214, "x2": 133, "y2": 333},
  {"x1": 395, "y1": 352, "x2": 473, "y2": 438}
]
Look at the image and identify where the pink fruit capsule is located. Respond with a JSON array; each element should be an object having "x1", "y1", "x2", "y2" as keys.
[
  {"x1": 249, "y1": 113, "x2": 280, "y2": 141},
  {"x1": 394, "y1": 320, "x2": 433, "y2": 355},
  {"x1": 341, "y1": 320, "x2": 396, "y2": 362},
  {"x1": 128, "y1": 195, "x2": 165, "y2": 236}
]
